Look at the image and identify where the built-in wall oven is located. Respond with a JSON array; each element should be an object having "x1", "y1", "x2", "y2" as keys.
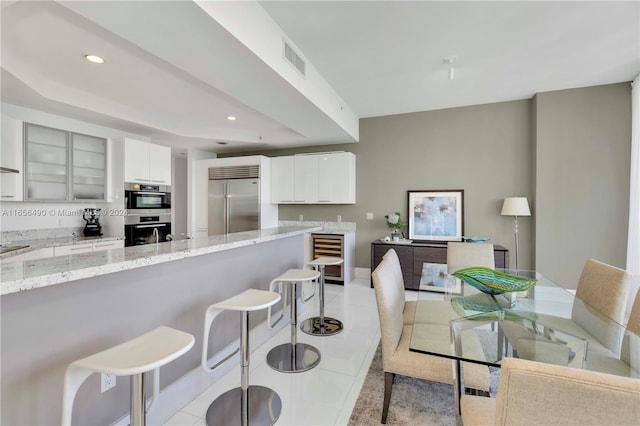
[
  {"x1": 124, "y1": 182, "x2": 172, "y2": 246},
  {"x1": 125, "y1": 183, "x2": 171, "y2": 210},
  {"x1": 125, "y1": 213, "x2": 172, "y2": 246}
]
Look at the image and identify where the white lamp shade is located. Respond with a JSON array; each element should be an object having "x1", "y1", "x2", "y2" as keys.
[{"x1": 501, "y1": 197, "x2": 531, "y2": 216}]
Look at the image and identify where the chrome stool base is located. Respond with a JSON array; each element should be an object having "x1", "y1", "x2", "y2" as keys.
[
  {"x1": 300, "y1": 316, "x2": 343, "y2": 336},
  {"x1": 205, "y1": 385, "x2": 281, "y2": 426},
  {"x1": 267, "y1": 342, "x2": 321, "y2": 373}
]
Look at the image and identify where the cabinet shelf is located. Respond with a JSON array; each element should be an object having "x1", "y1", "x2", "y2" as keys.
[
  {"x1": 27, "y1": 140, "x2": 66, "y2": 150},
  {"x1": 28, "y1": 159, "x2": 66, "y2": 168},
  {"x1": 74, "y1": 147, "x2": 105, "y2": 155}
]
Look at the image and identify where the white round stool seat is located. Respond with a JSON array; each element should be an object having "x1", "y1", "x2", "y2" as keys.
[
  {"x1": 266, "y1": 269, "x2": 321, "y2": 373},
  {"x1": 62, "y1": 326, "x2": 195, "y2": 425},
  {"x1": 210, "y1": 288, "x2": 281, "y2": 312},
  {"x1": 307, "y1": 256, "x2": 344, "y2": 267},
  {"x1": 301, "y1": 257, "x2": 345, "y2": 336},
  {"x1": 202, "y1": 289, "x2": 282, "y2": 426}
]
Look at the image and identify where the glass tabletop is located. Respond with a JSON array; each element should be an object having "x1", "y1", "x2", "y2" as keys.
[{"x1": 409, "y1": 263, "x2": 639, "y2": 379}]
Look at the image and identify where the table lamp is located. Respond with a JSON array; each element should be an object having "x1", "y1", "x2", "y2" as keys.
[{"x1": 501, "y1": 197, "x2": 531, "y2": 272}]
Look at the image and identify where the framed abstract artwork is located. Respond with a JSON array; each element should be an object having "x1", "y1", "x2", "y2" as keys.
[{"x1": 408, "y1": 190, "x2": 464, "y2": 242}]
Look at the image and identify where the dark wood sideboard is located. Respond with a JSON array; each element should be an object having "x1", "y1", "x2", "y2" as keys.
[{"x1": 370, "y1": 241, "x2": 509, "y2": 289}]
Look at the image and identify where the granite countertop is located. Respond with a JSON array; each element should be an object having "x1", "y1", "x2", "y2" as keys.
[
  {"x1": 0, "y1": 226, "x2": 320, "y2": 296},
  {"x1": 278, "y1": 220, "x2": 355, "y2": 235},
  {"x1": 0, "y1": 235, "x2": 124, "y2": 259}
]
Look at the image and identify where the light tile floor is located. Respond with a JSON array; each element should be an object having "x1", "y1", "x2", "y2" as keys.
[{"x1": 164, "y1": 277, "x2": 402, "y2": 426}]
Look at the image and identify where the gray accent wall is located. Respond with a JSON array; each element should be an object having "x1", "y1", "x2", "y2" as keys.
[
  {"x1": 534, "y1": 83, "x2": 631, "y2": 288},
  {"x1": 226, "y1": 99, "x2": 534, "y2": 270},
  {"x1": 224, "y1": 83, "x2": 631, "y2": 290}
]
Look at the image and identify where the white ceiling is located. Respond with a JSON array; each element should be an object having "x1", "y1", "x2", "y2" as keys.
[{"x1": 2, "y1": 1, "x2": 638, "y2": 155}]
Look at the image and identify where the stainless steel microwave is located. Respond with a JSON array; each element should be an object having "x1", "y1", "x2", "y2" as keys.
[{"x1": 125, "y1": 182, "x2": 171, "y2": 212}]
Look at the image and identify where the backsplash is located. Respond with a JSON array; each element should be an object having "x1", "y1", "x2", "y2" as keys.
[
  {"x1": 1, "y1": 227, "x2": 84, "y2": 243},
  {"x1": 278, "y1": 220, "x2": 356, "y2": 233}
]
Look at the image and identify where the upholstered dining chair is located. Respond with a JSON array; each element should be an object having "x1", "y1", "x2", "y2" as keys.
[
  {"x1": 446, "y1": 242, "x2": 495, "y2": 273},
  {"x1": 460, "y1": 357, "x2": 640, "y2": 426},
  {"x1": 382, "y1": 249, "x2": 415, "y2": 325},
  {"x1": 536, "y1": 259, "x2": 631, "y2": 354},
  {"x1": 620, "y1": 291, "x2": 640, "y2": 373},
  {"x1": 371, "y1": 257, "x2": 490, "y2": 423}
]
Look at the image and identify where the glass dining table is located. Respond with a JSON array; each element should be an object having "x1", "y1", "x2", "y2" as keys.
[{"x1": 409, "y1": 263, "x2": 639, "y2": 413}]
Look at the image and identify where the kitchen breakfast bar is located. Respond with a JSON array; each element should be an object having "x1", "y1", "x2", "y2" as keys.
[{"x1": 0, "y1": 226, "x2": 319, "y2": 425}]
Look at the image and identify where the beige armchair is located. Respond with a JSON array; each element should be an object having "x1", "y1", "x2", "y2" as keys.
[
  {"x1": 461, "y1": 357, "x2": 640, "y2": 426},
  {"x1": 372, "y1": 256, "x2": 490, "y2": 423}
]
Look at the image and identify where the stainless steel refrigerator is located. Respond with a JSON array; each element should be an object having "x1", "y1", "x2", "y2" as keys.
[{"x1": 208, "y1": 177, "x2": 260, "y2": 235}]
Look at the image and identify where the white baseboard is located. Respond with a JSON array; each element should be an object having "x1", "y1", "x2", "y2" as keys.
[
  {"x1": 113, "y1": 303, "x2": 296, "y2": 425},
  {"x1": 355, "y1": 267, "x2": 371, "y2": 279}
]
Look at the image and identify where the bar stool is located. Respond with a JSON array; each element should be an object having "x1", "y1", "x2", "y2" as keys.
[
  {"x1": 300, "y1": 256, "x2": 345, "y2": 336},
  {"x1": 61, "y1": 326, "x2": 195, "y2": 426},
  {"x1": 202, "y1": 289, "x2": 282, "y2": 426},
  {"x1": 266, "y1": 268, "x2": 322, "y2": 373}
]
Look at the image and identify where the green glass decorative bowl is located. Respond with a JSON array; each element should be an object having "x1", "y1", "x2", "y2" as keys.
[{"x1": 452, "y1": 267, "x2": 537, "y2": 295}]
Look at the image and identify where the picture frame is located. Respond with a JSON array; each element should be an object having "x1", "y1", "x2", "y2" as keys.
[
  {"x1": 418, "y1": 262, "x2": 463, "y2": 294},
  {"x1": 408, "y1": 190, "x2": 464, "y2": 242}
]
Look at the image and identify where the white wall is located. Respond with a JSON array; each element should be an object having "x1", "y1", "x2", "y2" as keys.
[
  {"x1": 172, "y1": 156, "x2": 188, "y2": 239},
  {"x1": 186, "y1": 148, "x2": 217, "y2": 237}
]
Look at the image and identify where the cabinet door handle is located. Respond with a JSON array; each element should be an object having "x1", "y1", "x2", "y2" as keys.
[
  {"x1": 69, "y1": 246, "x2": 91, "y2": 251},
  {"x1": 318, "y1": 200, "x2": 331, "y2": 203},
  {"x1": 134, "y1": 224, "x2": 167, "y2": 229},
  {"x1": 1, "y1": 195, "x2": 14, "y2": 198},
  {"x1": 94, "y1": 243, "x2": 117, "y2": 248},
  {"x1": 135, "y1": 178, "x2": 151, "y2": 182},
  {"x1": 150, "y1": 180, "x2": 166, "y2": 183}
]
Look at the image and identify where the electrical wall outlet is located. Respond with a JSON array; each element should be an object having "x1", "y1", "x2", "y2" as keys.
[
  {"x1": 366, "y1": 213, "x2": 374, "y2": 220},
  {"x1": 337, "y1": 215, "x2": 342, "y2": 222},
  {"x1": 299, "y1": 214, "x2": 304, "y2": 221},
  {"x1": 101, "y1": 373, "x2": 116, "y2": 393}
]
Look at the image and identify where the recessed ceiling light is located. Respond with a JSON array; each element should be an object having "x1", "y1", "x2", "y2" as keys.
[
  {"x1": 83, "y1": 54, "x2": 105, "y2": 64},
  {"x1": 226, "y1": 116, "x2": 237, "y2": 121}
]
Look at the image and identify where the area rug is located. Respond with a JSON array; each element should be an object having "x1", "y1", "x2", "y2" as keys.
[{"x1": 348, "y1": 332, "x2": 499, "y2": 426}]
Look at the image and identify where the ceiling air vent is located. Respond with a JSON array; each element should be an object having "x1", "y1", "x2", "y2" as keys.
[{"x1": 283, "y1": 39, "x2": 305, "y2": 77}]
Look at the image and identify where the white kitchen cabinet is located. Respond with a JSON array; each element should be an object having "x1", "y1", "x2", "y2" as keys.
[
  {"x1": 270, "y1": 156, "x2": 294, "y2": 203},
  {"x1": 294, "y1": 155, "x2": 318, "y2": 203},
  {"x1": 124, "y1": 139, "x2": 171, "y2": 185},
  {"x1": 92, "y1": 240, "x2": 124, "y2": 251},
  {"x1": 271, "y1": 152, "x2": 356, "y2": 204},
  {"x1": 54, "y1": 239, "x2": 124, "y2": 256},
  {"x1": 0, "y1": 116, "x2": 24, "y2": 201},
  {"x1": 54, "y1": 242, "x2": 94, "y2": 256},
  {"x1": 318, "y1": 152, "x2": 356, "y2": 204},
  {"x1": 271, "y1": 155, "x2": 318, "y2": 203},
  {"x1": 149, "y1": 143, "x2": 172, "y2": 185}
]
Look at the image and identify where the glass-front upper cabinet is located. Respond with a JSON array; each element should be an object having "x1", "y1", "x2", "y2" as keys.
[
  {"x1": 72, "y1": 133, "x2": 105, "y2": 200},
  {"x1": 24, "y1": 123, "x2": 107, "y2": 201}
]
